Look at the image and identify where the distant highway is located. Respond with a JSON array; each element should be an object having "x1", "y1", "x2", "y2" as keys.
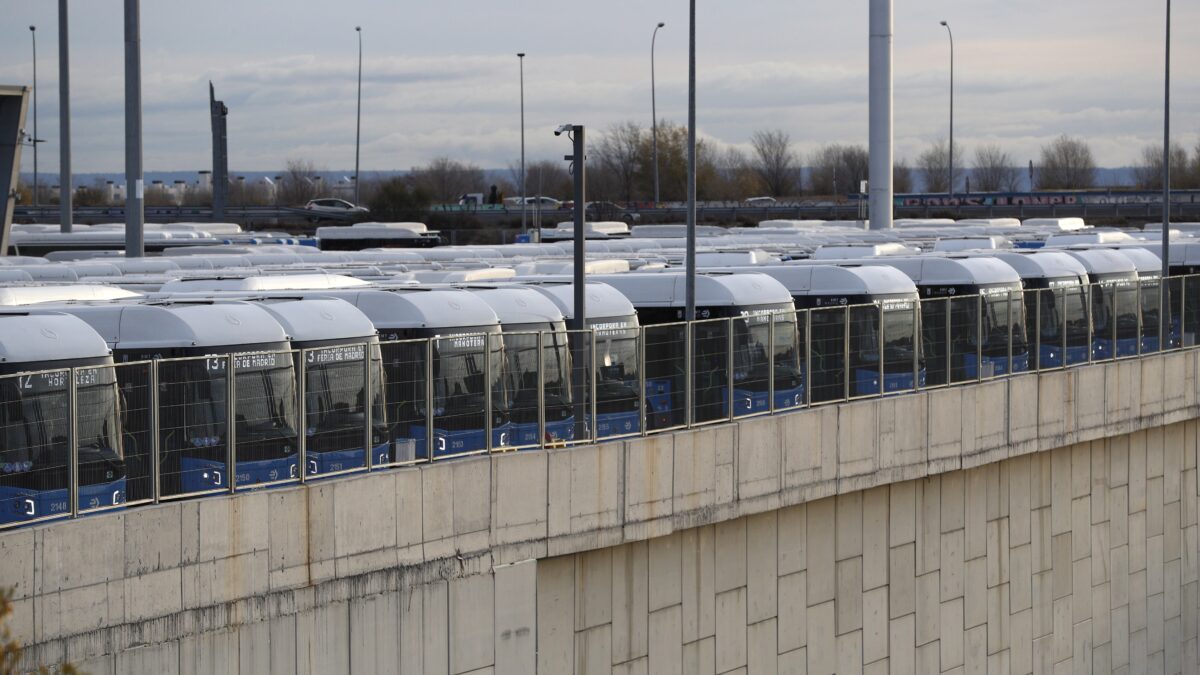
[{"x1": 12, "y1": 197, "x2": 1200, "y2": 227}]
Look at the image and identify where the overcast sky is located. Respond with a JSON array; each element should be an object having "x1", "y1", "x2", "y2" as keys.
[{"x1": 3, "y1": 0, "x2": 1198, "y2": 173}]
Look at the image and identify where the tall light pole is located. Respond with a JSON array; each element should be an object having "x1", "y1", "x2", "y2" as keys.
[
  {"x1": 555, "y1": 123, "x2": 586, "y2": 439},
  {"x1": 940, "y1": 20, "x2": 954, "y2": 201},
  {"x1": 868, "y1": 0, "x2": 893, "y2": 229},
  {"x1": 1160, "y1": 0, "x2": 1171, "y2": 342},
  {"x1": 354, "y1": 26, "x2": 362, "y2": 206},
  {"x1": 58, "y1": 0, "x2": 72, "y2": 232},
  {"x1": 685, "y1": 0, "x2": 696, "y2": 322},
  {"x1": 124, "y1": 0, "x2": 143, "y2": 257},
  {"x1": 29, "y1": 25, "x2": 39, "y2": 208},
  {"x1": 518, "y1": 53, "x2": 526, "y2": 235},
  {"x1": 651, "y1": 22, "x2": 664, "y2": 206}
]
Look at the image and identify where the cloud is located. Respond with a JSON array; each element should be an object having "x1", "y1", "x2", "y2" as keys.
[{"x1": 4, "y1": 0, "x2": 1199, "y2": 173}]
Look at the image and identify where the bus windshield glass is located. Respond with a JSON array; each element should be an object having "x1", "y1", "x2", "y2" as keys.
[
  {"x1": 433, "y1": 331, "x2": 504, "y2": 415},
  {"x1": 0, "y1": 366, "x2": 122, "y2": 466},
  {"x1": 733, "y1": 304, "x2": 800, "y2": 388}
]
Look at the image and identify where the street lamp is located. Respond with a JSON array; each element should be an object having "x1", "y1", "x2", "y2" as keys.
[
  {"x1": 940, "y1": 20, "x2": 954, "y2": 201},
  {"x1": 518, "y1": 53, "x2": 526, "y2": 235},
  {"x1": 354, "y1": 26, "x2": 362, "y2": 206},
  {"x1": 1160, "y1": 0, "x2": 1172, "y2": 342},
  {"x1": 651, "y1": 22, "x2": 664, "y2": 206},
  {"x1": 29, "y1": 25, "x2": 40, "y2": 208}
]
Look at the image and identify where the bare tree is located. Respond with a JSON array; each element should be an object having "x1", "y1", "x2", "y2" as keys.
[
  {"x1": 972, "y1": 144, "x2": 1022, "y2": 192},
  {"x1": 749, "y1": 129, "x2": 799, "y2": 197},
  {"x1": 593, "y1": 121, "x2": 645, "y2": 203},
  {"x1": 916, "y1": 140, "x2": 963, "y2": 193},
  {"x1": 893, "y1": 158, "x2": 914, "y2": 194},
  {"x1": 278, "y1": 158, "x2": 321, "y2": 206},
  {"x1": 1193, "y1": 141, "x2": 1200, "y2": 188},
  {"x1": 1035, "y1": 135, "x2": 1096, "y2": 190},
  {"x1": 808, "y1": 144, "x2": 869, "y2": 196},
  {"x1": 1132, "y1": 142, "x2": 1193, "y2": 190},
  {"x1": 709, "y1": 146, "x2": 765, "y2": 201},
  {"x1": 408, "y1": 157, "x2": 485, "y2": 203}
]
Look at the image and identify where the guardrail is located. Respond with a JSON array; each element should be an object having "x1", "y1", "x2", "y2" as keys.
[
  {"x1": 1, "y1": 274, "x2": 1197, "y2": 530},
  {"x1": 14, "y1": 201, "x2": 1200, "y2": 228}
]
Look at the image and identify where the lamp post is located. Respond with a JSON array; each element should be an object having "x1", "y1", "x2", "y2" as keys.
[
  {"x1": 1161, "y1": 0, "x2": 1171, "y2": 342},
  {"x1": 518, "y1": 53, "x2": 526, "y2": 235},
  {"x1": 940, "y1": 20, "x2": 954, "y2": 201},
  {"x1": 29, "y1": 25, "x2": 39, "y2": 208},
  {"x1": 58, "y1": 0, "x2": 72, "y2": 232},
  {"x1": 555, "y1": 123, "x2": 586, "y2": 438},
  {"x1": 651, "y1": 22, "x2": 664, "y2": 206},
  {"x1": 354, "y1": 26, "x2": 362, "y2": 206},
  {"x1": 124, "y1": 0, "x2": 143, "y2": 257},
  {"x1": 685, "y1": 0, "x2": 696, "y2": 322}
]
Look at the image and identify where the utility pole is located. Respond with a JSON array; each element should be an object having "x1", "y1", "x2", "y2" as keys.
[
  {"x1": 557, "y1": 123, "x2": 587, "y2": 439},
  {"x1": 210, "y1": 83, "x2": 228, "y2": 221},
  {"x1": 940, "y1": 21, "x2": 954, "y2": 201},
  {"x1": 58, "y1": 0, "x2": 72, "y2": 232},
  {"x1": 29, "y1": 26, "x2": 39, "y2": 208},
  {"x1": 518, "y1": 53, "x2": 526, "y2": 236},
  {"x1": 124, "y1": 0, "x2": 144, "y2": 256},
  {"x1": 651, "y1": 22, "x2": 664, "y2": 206},
  {"x1": 868, "y1": 0, "x2": 893, "y2": 229},
  {"x1": 1160, "y1": 0, "x2": 1172, "y2": 344},
  {"x1": 685, "y1": 0, "x2": 696, "y2": 321},
  {"x1": 354, "y1": 26, "x2": 362, "y2": 206}
]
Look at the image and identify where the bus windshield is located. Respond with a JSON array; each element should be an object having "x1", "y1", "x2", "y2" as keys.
[
  {"x1": 303, "y1": 343, "x2": 387, "y2": 434},
  {"x1": 0, "y1": 367, "x2": 122, "y2": 466},
  {"x1": 433, "y1": 332, "x2": 504, "y2": 415},
  {"x1": 593, "y1": 319, "x2": 640, "y2": 385},
  {"x1": 733, "y1": 306, "x2": 801, "y2": 389}
]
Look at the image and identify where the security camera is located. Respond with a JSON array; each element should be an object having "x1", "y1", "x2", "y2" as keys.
[{"x1": 554, "y1": 124, "x2": 573, "y2": 137}]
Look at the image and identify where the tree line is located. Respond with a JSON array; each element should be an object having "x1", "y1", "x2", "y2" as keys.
[{"x1": 378, "y1": 124, "x2": 1200, "y2": 206}]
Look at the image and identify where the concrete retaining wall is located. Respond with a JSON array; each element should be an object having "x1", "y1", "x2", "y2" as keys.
[
  {"x1": 2, "y1": 352, "x2": 1199, "y2": 672},
  {"x1": 541, "y1": 423, "x2": 1200, "y2": 674}
]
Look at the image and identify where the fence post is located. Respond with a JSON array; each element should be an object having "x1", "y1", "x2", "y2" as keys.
[
  {"x1": 804, "y1": 311, "x2": 813, "y2": 406},
  {"x1": 977, "y1": 296, "x2": 984, "y2": 382},
  {"x1": 878, "y1": 304, "x2": 885, "y2": 395},
  {"x1": 484, "y1": 334, "x2": 493, "y2": 452},
  {"x1": 1137, "y1": 281, "x2": 1143, "y2": 355},
  {"x1": 768, "y1": 317, "x2": 776, "y2": 412},
  {"x1": 1007, "y1": 291, "x2": 1014, "y2": 373},
  {"x1": 150, "y1": 361, "x2": 161, "y2": 502},
  {"x1": 297, "y1": 349, "x2": 307, "y2": 483},
  {"x1": 363, "y1": 344, "x2": 373, "y2": 470},
  {"x1": 843, "y1": 306, "x2": 851, "y2": 400},
  {"x1": 727, "y1": 318, "x2": 736, "y2": 421},
  {"x1": 913, "y1": 301, "x2": 920, "y2": 388},
  {"x1": 638, "y1": 327, "x2": 648, "y2": 436},
  {"x1": 685, "y1": 322, "x2": 694, "y2": 427},
  {"x1": 590, "y1": 330, "x2": 598, "y2": 441},
  {"x1": 68, "y1": 367, "x2": 79, "y2": 518},
  {"x1": 1061, "y1": 288, "x2": 1068, "y2": 367},
  {"x1": 1086, "y1": 285, "x2": 1094, "y2": 362},
  {"x1": 227, "y1": 355, "x2": 237, "y2": 493},
  {"x1": 425, "y1": 340, "x2": 435, "y2": 461},
  {"x1": 537, "y1": 332, "x2": 546, "y2": 446}
]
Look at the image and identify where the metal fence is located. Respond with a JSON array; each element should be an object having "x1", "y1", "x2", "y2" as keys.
[{"x1": 1, "y1": 275, "x2": 1196, "y2": 530}]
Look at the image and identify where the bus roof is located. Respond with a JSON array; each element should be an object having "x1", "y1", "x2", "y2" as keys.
[
  {"x1": 29, "y1": 300, "x2": 290, "y2": 351},
  {"x1": 590, "y1": 272, "x2": 793, "y2": 308},
  {"x1": 235, "y1": 297, "x2": 377, "y2": 343},
  {"x1": 713, "y1": 264, "x2": 918, "y2": 297},
  {"x1": 0, "y1": 311, "x2": 112, "y2": 365},
  {"x1": 512, "y1": 280, "x2": 638, "y2": 323},
  {"x1": 307, "y1": 288, "x2": 502, "y2": 332},
  {"x1": 458, "y1": 286, "x2": 566, "y2": 326},
  {"x1": 159, "y1": 273, "x2": 369, "y2": 293},
  {"x1": 0, "y1": 284, "x2": 143, "y2": 306}
]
